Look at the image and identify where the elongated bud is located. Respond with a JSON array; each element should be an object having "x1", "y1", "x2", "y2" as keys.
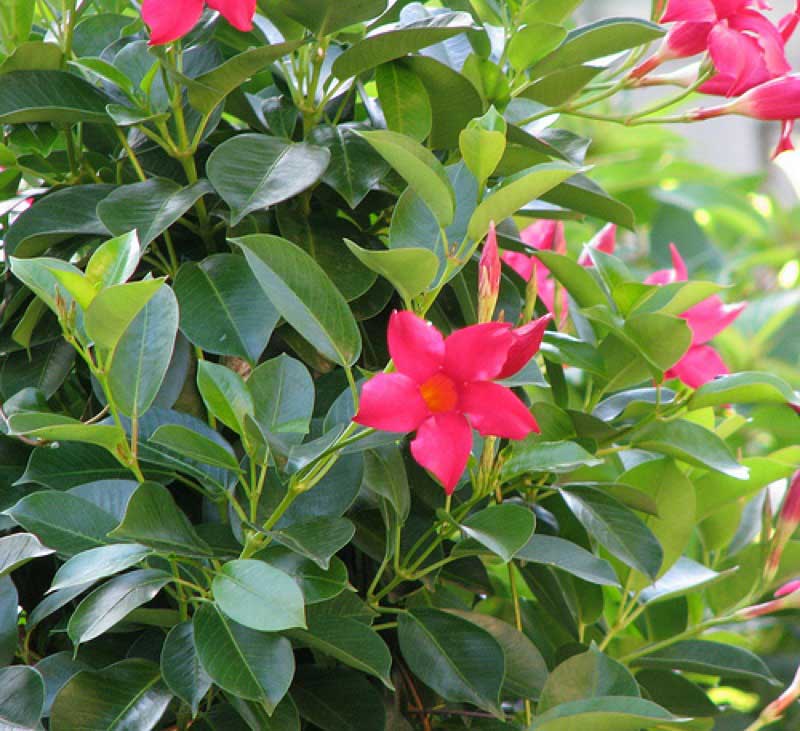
[
  {"x1": 522, "y1": 267, "x2": 539, "y2": 325},
  {"x1": 693, "y1": 74, "x2": 800, "y2": 122},
  {"x1": 755, "y1": 663, "x2": 800, "y2": 725},
  {"x1": 478, "y1": 222, "x2": 501, "y2": 324},
  {"x1": 737, "y1": 579, "x2": 800, "y2": 620},
  {"x1": 765, "y1": 471, "x2": 800, "y2": 583}
]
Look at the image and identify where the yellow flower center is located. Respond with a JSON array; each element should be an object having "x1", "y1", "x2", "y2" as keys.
[{"x1": 419, "y1": 373, "x2": 459, "y2": 413}]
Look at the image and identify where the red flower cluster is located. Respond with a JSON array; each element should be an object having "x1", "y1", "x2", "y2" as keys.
[
  {"x1": 142, "y1": 0, "x2": 256, "y2": 45},
  {"x1": 353, "y1": 311, "x2": 550, "y2": 493},
  {"x1": 645, "y1": 245, "x2": 745, "y2": 388}
]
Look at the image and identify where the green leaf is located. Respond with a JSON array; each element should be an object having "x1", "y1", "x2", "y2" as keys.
[
  {"x1": 50, "y1": 543, "x2": 150, "y2": 592},
  {"x1": 398, "y1": 609, "x2": 504, "y2": 717},
  {"x1": 530, "y1": 697, "x2": 685, "y2": 731},
  {"x1": 212, "y1": 559, "x2": 306, "y2": 632},
  {"x1": 533, "y1": 251, "x2": 610, "y2": 309},
  {"x1": 67, "y1": 568, "x2": 171, "y2": 645},
  {"x1": 187, "y1": 41, "x2": 304, "y2": 114},
  {"x1": 515, "y1": 535, "x2": 619, "y2": 586},
  {"x1": 107, "y1": 284, "x2": 179, "y2": 419},
  {"x1": 264, "y1": 548, "x2": 349, "y2": 605},
  {"x1": 332, "y1": 12, "x2": 473, "y2": 78},
  {"x1": 459, "y1": 108, "x2": 507, "y2": 186},
  {"x1": 501, "y1": 440, "x2": 601, "y2": 481},
  {"x1": 267, "y1": 516, "x2": 355, "y2": 570},
  {"x1": 5, "y1": 184, "x2": 114, "y2": 257},
  {"x1": 689, "y1": 371, "x2": 797, "y2": 410},
  {"x1": 6, "y1": 412, "x2": 128, "y2": 455},
  {"x1": 400, "y1": 56, "x2": 484, "y2": 149},
  {"x1": 97, "y1": 179, "x2": 212, "y2": 246},
  {"x1": 562, "y1": 485, "x2": 663, "y2": 580},
  {"x1": 539, "y1": 646, "x2": 639, "y2": 712},
  {"x1": 631, "y1": 420, "x2": 749, "y2": 479},
  {"x1": 448, "y1": 610, "x2": 548, "y2": 700},
  {"x1": 1, "y1": 340, "x2": 75, "y2": 399},
  {"x1": 268, "y1": 0, "x2": 387, "y2": 36},
  {"x1": 468, "y1": 163, "x2": 576, "y2": 241},
  {"x1": 518, "y1": 64, "x2": 605, "y2": 106},
  {"x1": 193, "y1": 603, "x2": 295, "y2": 708},
  {"x1": 84, "y1": 278, "x2": 164, "y2": 354},
  {"x1": 640, "y1": 557, "x2": 735, "y2": 604},
  {"x1": 636, "y1": 669, "x2": 720, "y2": 718},
  {"x1": 0, "y1": 666, "x2": 45, "y2": 731},
  {"x1": 85, "y1": 231, "x2": 141, "y2": 288},
  {"x1": 108, "y1": 482, "x2": 213, "y2": 558},
  {"x1": 357, "y1": 129, "x2": 454, "y2": 227},
  {"x1": 375, "y1": 62, "x2": 432, "y2": 142},
  {"x1": 233, "y1": 234, "x2": 361, "y2": 366},
  {"x1": 362, "y1": 445, "x2": 411, "y2": 521},
  {"x1": 196, "y1": 360, "x2": 254, "y2": 433},
  {"x1": 542, "y1": 174, "x2": 635, "y2": 230},
  {"x1": 18, "y1": 443, "x2": 143, "y2": 489},
  {"x1": 149, "y1": 425, "x2": 239, "y2": 472},
  {"x1": 0, "y1": 532, "x2": 54, "y2": 576},
  {"x1": 459, "y1": 504, "x2": 536, "y2": 562},
  {"x1": 160, "y1": 622, "x2": 212, "y2": 717},
  {"x1": 344, "y1": 239, "x2": 438, "y2": 304},
  {"x1": 532, "y1": 18, "x2": 665, "y2": 76},
  {"x1": 207, "y1": 135, "x2": 330, "y2": 225},
  {"x1": 624, "y1": 312, "x2": 692, "y2": 373},
  {"x1": 290, "y1": 615, "x2": 393, "y2": 688},
  {"x1": 5, "y1": 491, "x2": 118, "y2": 556},
  {"x1": 0, "y1": 576, "x2": 17, "y2": 665},
  {"x1": 50, "y1": 659, "x2": 172, "y2": 731},
  {"x1": 630, "y1": 640, "x2": 777, "y2": 684},
  {"x1": 309, "y1": 124, "x2": 390, "y2": 209},
  {"x1": 0, "y1": 70, "x2": 110, "y2": 124},
  {"x1": 508, "y1": 23, "x2": 567, "y2": 71}
]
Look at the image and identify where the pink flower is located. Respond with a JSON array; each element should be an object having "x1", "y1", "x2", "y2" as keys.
[
  {"x1": 142, "y1": 0, "x2": 256, "y2": 45},
  {"x1": 725, "y1": 73, "x2": 800, "y2": 119},
  {"x1": 478, "y1": 222, "x2": 501, "y2": 323},
  {"x1": 353, "y1": 311, "x2": 549, "y2": 493},
  {"x1": 645, "y1": 244, "x2": 746, "y2": 388},
  {"x1": 739, "y1": 577, "x2": 800, "y2": 618},
  {"x1": 766, "y1": 471, "x2": 800, "y2": 579},
  {"x1": 578, "y1": 224, "x2": 617, "y2": 266}
]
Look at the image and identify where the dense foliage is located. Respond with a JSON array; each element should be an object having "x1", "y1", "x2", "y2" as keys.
[{"x1": 0, "y1": 0, "x2": 798, "y2": 729}]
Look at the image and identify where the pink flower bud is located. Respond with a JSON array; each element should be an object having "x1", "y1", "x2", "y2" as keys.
[
  {"x1": 478, "y1": 222, "x2": 501, "y2": 323},
  {"x1": 724, "y1": 74, "x2": 800, "y2": 120},
  {"x1": 739, "y1": 577, "x2": 800, "y2": 618},
  {"x1": 766, "y1": 471, "x2": 800, "y2": 579}
]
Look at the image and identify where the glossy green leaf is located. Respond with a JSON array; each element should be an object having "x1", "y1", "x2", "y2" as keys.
[
  {"x1": 290, "y1": 615, "x2": 393, "y2": 687},
  {"x1": 636, "y1": 669, "x2": 720, "y2": 718},
  {"x1": 459, "y1": 107, "x2": 507, "y2": 186},
  {"x1": 293, "y1": 668, "x2": 385, "y2": 731},
  {"x1": 375, "y1": 62, "x2": 432, "y2": 142},
  {"x1": 344, "y1": 239, "x2": 438, "y2": 304},
  {"x1": 108, "y1": 482, "x2": 213, "y2": 558},
  {"x1": 468, "y1": 163, "x2": 576, "y2": 240},
  {"x1": 0, "y1": 532, "x2": 54, "y2": 576},
  {"x1": 631, "y1": 640, "x2": 777, "y2": 684},
  {"x1": 640, "y1": 557, "x2": 734, "y2": 604},
  {"x1": 539, "y1": 646, "x2": 639, "y2": 712},
  {"x1": 50, "y1": 543, "x2": 150, "y2": 592},
  {"x1": 196, "y1": 360, "x2": 254, "y2": 433},
  {"x1": 207, "y1": 135, "x2": 330, "y2": 224},
  {"x1": 5, "y1": 491, "x2": 118, "y2": 556},
  {"x1": 0, "y1": 666, "x2": 45, "y2": 731},
  {"x1": 85, "y1": 231, "x2": 141, "y2": 288},
  {"x1": 97, "y1": 179, "x2": 211, "y2": 246},
  {"x1": 193, "y1": 603, "x2": 295, "y2": 708},
  {"x1": 508, "y1": 23, "x2": 567, "y2": 71},
  {"x1": 332, "y1": 12, "x2": 473, "y2": 78},
  {"x1": 530, "y1": 697, "x2": 685, "y2": 731},
  {"x1": 263, "y1": 548, "x2": 349, "y2": 605},
  {"x1": 562, "y1": 485, "x2": 663, "y2": 580},
  {"x1": 0, "y1": 70, "x2": 110, "y2": 124},
  {"x1": 459, "y1": 504, "x2": 536, "y2": 563},
  {"x1": 398, "y1": 609, "x2": 504, "y2": 716},
  {"x1": 50, "y1": 659, "x2": 172, "y2": 731},
  {"x1": 542, "y1": 174, "x2": 635, "y2": 229},
  {"x1": 187, "y1": 41, "x2": 304, "y2": 113},
  {"x1": 689, "y1": 371, "x2": 797, "y2": 410},
  {"x1": 67, "y1": 568, "x2": 171, "y2": 645},
  {"x1": 631, "y1": 420, "x2": 749, "y2": 479},
  {"x1": 533, "y1": 251, "x2": 610, "y2": 309},
  {"x1": 6, "y1": 412, "x2": 128, "y2": 455},
  {"x1": 516, "y1": 535, "x2": 619, "y2": 586},
  {"x1": 160, "y1": 622, "x2": 212, "y2": 717},
  {"x1": 624, "y1": 312, "x2": 692, "y2": 373},
  {"x1": 0, "y1": 576, "x2": 17, "y2": 665},
  {"x1": 518, "y1": 64, "x2": 605, "y2": 106},
  {"x1": 149, "y1": 424, "x2": 239, "y2": 471},
  {"x1": 267, "y1": 516, "x2": 355, "y2": 570},
  {"x1": 268, "y1": 0, "x2": 387, "y2": 36},
  {"x1": 357, "y1": 129, "x2": 454, "y2": 227},
  {"x1": 233, "y1": 234, "x2": 362, "y2": 366},
  {"x1": 501, "y1": 440, "x2": 601, "y2": 481},
  {"x1": 362, "y1": 445, "x2": 411, "y2": 521},
  {"x1": 212, "y1": 559, "x2": 306, "y2": 632}
]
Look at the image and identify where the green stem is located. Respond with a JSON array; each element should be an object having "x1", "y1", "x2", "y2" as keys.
[{"x1": 509, "y1": 563, "x2": 532, "y2": 726}]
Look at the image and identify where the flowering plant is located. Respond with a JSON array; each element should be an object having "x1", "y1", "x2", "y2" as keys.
[{"x1": 0, "y1": 0, "x2": 798, "y2": 730}]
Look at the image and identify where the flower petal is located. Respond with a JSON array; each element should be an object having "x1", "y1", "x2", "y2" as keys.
[
  {"x1": 501, "y1": 251, "x2": 534, "y2": 281},
  {"x1": 497, "y1": 315, "x2": 552, "y2": 379},
  {"x1": 644, "y1": 243, "x2": 688, "y2": 285},
  {"x1": 387, "y1": 310, "x2": 445, "y2": 383},
  {"x1": 520, "y1": 220, "x2": 565, "y2": 252},
  {"x1": 142, "y1": 0, "x2": 204, "y2": 44},
  {"x1": 354, "y1": 373, "x2": 429, "y2": 432},
  {"x1": 578, "y1": 223, "x2": 617, "y2": 266},
  {"x1": 460, "y1": 382, "x2": 539, "y2": 440},
  {"x1": 662, "y1": 0, "x2": 716, "y2": 22},
  {"x1": 207, "y1": 0, "x2": 257, "y2": 30},
  {"x1": 410, "y1": 413, "x2": 473, "y2": 494},
  {"x1": 666, "y1": 344, "x2": 729, "y2": 389},
  {"x1": 683, "y1": 297, "x2": 746, "y2": 343},
  {"x1": 444, "y1": 323, "x2": 513, "y2": 382}
]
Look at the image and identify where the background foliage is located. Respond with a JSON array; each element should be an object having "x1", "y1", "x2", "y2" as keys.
[{"x1": 0, "y1": 0, "x2": 798, "y2": 729}]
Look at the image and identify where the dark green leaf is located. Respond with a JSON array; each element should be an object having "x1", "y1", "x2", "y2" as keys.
[
  {"x1": 515, "y1": 535, "x2": 619, "y2": 586},
  {"x1": 263, "y1": 547, "x2": 349, "y2": 605},
  {"x1": 268, "y1": 0, "x2": 387, "y2": 36},
  {"x1": 636, "y1": 669, "x2": 719, "y2": 718},
  {"x1": 0, "y1": 666, "x2": 45, "y2": 730},
  {"x1": 35, "y1": 652, "x2": 90, "y2": 718},
  {"x1": 501, "y1": 440, "x2": 601, "y2": 481},
  {"x1": 530, "y1": 697, "x2": 681, "y2": 731},
  {"x1": 459, "y1": 503, "x2": 536, "y2": 562},
  {"x1": 268, "y1": 516, "x2": 355, "y2": 570},
  {"x1": 149, "y1": 425, "x2": 240, "y2": 472},
  {"x1": 0, "y1": 576, "x2": 17, "y2": 665},
  {"x1": 196, "y1": 360, "x2": 254, "y2": 434},
  {"x1": 362, "y1": 445, "x2": 411, "y2": 521},
  {"x1": 640, "y1": 557, "x2": 734, "y2": 604},
  {"x1": 0, "y1": 532, "x2": 54, "y2": 576},
  {"x1": 160, "y1": 622, "x2": 212, "y2": 717},
  {"x1": 50, "y1": 543, "x2": 150, "y2": 592},
  {"x1": 293, "y1": 668, "x2": 386, "y2": 731}
]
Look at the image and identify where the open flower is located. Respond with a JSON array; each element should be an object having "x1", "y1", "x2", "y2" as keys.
[
  {"x1": 501, "y1": 222, "x2": 616, "y2": 322},
  {"x1": 645, "y1": 244, "x2": 746, "y2": 388},
  {"x1": 142, "y1": 0, "x2": 256, "y2": 45},
  {"x1": 353, "y1": 311, "x2": 550, "y2": 493}
]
